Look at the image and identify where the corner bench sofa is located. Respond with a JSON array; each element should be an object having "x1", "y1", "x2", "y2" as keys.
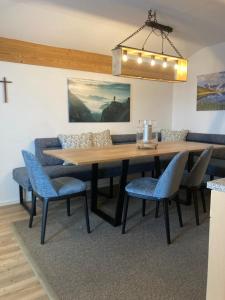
[{"x1": 13, "y1": 132, "x2": 225, "y2": 213}]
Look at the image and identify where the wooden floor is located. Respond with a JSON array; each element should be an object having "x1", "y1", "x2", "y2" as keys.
[{"x1": 0, "y1": 204, "x2": 48, "y2": 300}]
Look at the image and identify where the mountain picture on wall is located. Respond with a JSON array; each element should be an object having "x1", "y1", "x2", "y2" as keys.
[
  {"x1": 68, "y1": 78, "x2": 130, "y2": 122},
  {"x1": 197, "y1": 71, "x2": 225, "y2": 111}
]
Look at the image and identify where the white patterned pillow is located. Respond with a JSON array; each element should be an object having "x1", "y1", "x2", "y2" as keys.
[
  {"x1": 79, "y1": 133, "x2": 93, "y2": 148},
  {"x1": 92, "y1": 130, "x2": 112, "y2": 148},
  {"x1": 58, "y1": 133, "x2": 93, "y2": 149},
  {"x1": 58, "y1": 134, "x2": 80, "y2": 149},
  {"x1": 58, "y1": 133, "x2": 93, "y2": 165},
  {"x1": 161, "y1": 129, "x2": 188, "y2": 142}
]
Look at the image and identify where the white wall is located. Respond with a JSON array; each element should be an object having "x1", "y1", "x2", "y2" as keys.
[
  {"x1": 172, "y1": 42, "x2": 225, "y2": 133},
  {"x1": 0, "y1": 61, "x2": 173, "y2": 204}
]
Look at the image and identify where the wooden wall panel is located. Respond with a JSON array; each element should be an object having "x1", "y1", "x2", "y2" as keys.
[{"x1": 0, "y1": 37, "x2": 112, "y2": 74}]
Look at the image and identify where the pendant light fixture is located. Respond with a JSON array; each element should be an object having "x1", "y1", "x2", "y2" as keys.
[{"x1": 112, "y1": 10, "x2": 188, "y2": 82}]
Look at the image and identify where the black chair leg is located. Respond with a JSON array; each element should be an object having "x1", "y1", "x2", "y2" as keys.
[
  {"x1": 142, "y1": 199, "x2": 146, "y2": 217},
  {"x1": 200, "y1": 189, "x2": 207, "y2": 213},
  {"x1": 193, "y1": 191, "x2": 200, "y2": 226},
  {"x1": 155, "y1": 202, "x2": 160, "y2": 218},
  {"x1": 19, "y1": 185, "x2": 23, "y2": 205},
  {"x1": 31, "y1": 192, "x2": 37, "y2": 216},
  {"x1": 142, "y1": 171, "x2": 145, "y2": 177},
  {"x1": 29, "y1": 193, "x2": 36, "y2": 228},
  {"x1": 84, "y1": 193, "x2": 91, "y2": 233},
  {"x1": 67, "y1": 199, "x2": 71, "y2": 216},
  {"x1": 122, "y1": 194, "x2": 130, "y2": 234},
  {"x1": 175, "y1": 196, "x2": 183, "y2": 227},
  {"x1": 41, "y1": 199, "x2": 49, "y2": 245},
  {"x1": 109, "y1": 177, "x2": 114, "y2": 198},
  {"x1": 163, "y1": 199, "x2": 171, "y2": 244}
]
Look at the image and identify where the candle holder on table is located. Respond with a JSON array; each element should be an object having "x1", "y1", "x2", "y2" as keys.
[{"x1": 136, "y1": 120, "x2": 158, "y2": 149}]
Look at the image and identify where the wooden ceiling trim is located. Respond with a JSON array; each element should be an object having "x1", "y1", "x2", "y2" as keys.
[{"x1": 0, "y1": 37, "x2": 112, "y2": 74}]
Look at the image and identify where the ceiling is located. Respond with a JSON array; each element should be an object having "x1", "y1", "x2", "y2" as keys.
[{"x1": 1, "y1": 0, "x2": 225, "y2": 58}]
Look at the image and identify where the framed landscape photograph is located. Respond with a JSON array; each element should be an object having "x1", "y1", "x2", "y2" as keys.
[
  {"x1": 68, "y1": 78, "x2": 131, "y2": 122},
  {"x1": 197, "y1": 71, "x2": 225, "y2": 111}
]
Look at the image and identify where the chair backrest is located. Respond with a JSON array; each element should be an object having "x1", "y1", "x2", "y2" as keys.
[
  {"x1": 35, "y1": 138, "x2": 63, "y2": 166},
  {"x1": 154, "y1": 151, "x2": 189, "y2": 199},
  {"x1": 185, "y1": 146, "x2": 213, "y2": 188},
  {"x1": 22, "y1": 150, "x2": 57, "y2": 198}
]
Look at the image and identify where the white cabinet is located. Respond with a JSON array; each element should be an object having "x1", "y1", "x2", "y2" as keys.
[{"x1": 207, "y1": 190, "x2": 225, "y2": 300}]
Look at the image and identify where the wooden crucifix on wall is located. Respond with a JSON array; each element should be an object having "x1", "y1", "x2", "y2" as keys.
[{"x1": 0, "y1": 77, "x2": 12, "y2": 103}]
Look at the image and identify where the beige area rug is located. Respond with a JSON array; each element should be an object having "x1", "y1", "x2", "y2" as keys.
[{"x1": 13, "y1": 193, "x2": 209, "y2": 300}]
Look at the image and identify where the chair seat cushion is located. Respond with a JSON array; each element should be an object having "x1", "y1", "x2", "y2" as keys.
[
  {"x1": 125, "y1": 177, "x2": 159, "y2": 200},
  {"x1": 52, "y1": 177, "x2": 86, "y2": 196}
]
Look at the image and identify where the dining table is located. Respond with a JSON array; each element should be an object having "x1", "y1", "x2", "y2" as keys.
[{"x1": 44, "y1": 141, "x2": 224, "y2": 227}]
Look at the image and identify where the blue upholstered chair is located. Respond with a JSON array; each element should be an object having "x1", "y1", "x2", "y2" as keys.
[
  {"x1": 22, "y1": 150, "x2": 90, "y2": 244},
  {"x1": 122, "y1": 151, "x2": 189, "y2": 244},
  {"x1": 181, "y1": 146, "x2": 213, "y2": 225}
]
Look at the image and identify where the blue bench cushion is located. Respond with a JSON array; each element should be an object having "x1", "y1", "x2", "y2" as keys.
[
  {"x1": 13, "y1": 167, "x2": 32, "y2": 191},
  {"x1": 186, "y1": 132, "x2": 225, "y2": 145},
  {"x1": 99, "y1": 158, "x2": 155, "y2": 178},
  {"x1": 13, "y1": 158, "x2": 156, "y2": 191},
  {"x1": 111, "y1": 134, "x2": 136, "y2": 144},
  {"x1": 207, "y1": 158, "x2": 225, "y2": 177},
  {"x1": 187, "y1": 132, "x2": 225, "y2": 160}
]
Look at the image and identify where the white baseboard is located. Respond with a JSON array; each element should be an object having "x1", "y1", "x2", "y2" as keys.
[{"x1": 0, "y1": 200, "x2": 20, "y2": 207}]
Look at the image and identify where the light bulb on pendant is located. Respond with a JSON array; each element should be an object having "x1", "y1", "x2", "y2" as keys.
[
  {"x1": 162, "y1": 58, "x2": 167, "y2": 68},
  {"x1": 137, "y1": 53, "x2": 143, "y2": 64},
  {"x1": 182, "y1": 65, "x2": 187, "y2": 72},
  {"x1": 150, "y1": 55, "x2": 156, "y2": 66},
  {"x1": 174, "y1": 60, "x2": 179, "y2": 70},
  {"x1": 122, "y1": 50, "x2": 128, "y2": 62}
]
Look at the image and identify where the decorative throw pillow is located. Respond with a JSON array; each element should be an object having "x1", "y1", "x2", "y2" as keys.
[
  {"x1": 58, "y1": 134, "x2": 80, "y2": 149},
  {"x1": 58, "y1": 133, "x2": 93, "y2": 165},
  {"x1": 79, "y1": 133, "x2": 93, "y2": 149},
  {"x1": 58, "y1": 133, "x2": 93, "y2": 149},
  {"x1": 161, "y1": 129, "x2": 188, "y2": 142},
  {"x1": 92, "y1": 129, "x2": 112, "y2": 148}
]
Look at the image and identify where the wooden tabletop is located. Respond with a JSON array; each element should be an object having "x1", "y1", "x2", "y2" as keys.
[{"x1": 44, "y1": 141, "x2": 224, "y2": 166}]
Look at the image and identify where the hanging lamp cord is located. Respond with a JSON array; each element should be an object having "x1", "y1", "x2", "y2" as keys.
[
  {"x1": 116, "y1": 9, "x2": 184, "y2": 58},
  {"x1": 163, "y1": 33, "x2": 183, "y2": 58},
  {"x1": 117, "y1": 24, "x2": 146, "y2": 47},
  {"x1": 141, "y1": 29, "x2": 153, "y2": 50}
]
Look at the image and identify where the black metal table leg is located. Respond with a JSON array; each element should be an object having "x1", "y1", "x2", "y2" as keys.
[
  {"x1": 188, "y1": 152, "x2": 194, "y2": 172},
  {"x1": 109, "y1": 177, "x2": 114, "y2": 198},
  {"x1": 90, "y1": 160, "x2": 129, "y2": 226},
  {"x1": 91, "y1": 163, "x2": 115, "y2": 225},
  {"x1": 91, "y1": 163, "x2": 98, "y2": 211},
  {"x1": 154, "y1": 156, "x2": 161, "y2": 178},
  {"x1": 114, "y1": 159, "x2": 129, "y2": 226}
]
